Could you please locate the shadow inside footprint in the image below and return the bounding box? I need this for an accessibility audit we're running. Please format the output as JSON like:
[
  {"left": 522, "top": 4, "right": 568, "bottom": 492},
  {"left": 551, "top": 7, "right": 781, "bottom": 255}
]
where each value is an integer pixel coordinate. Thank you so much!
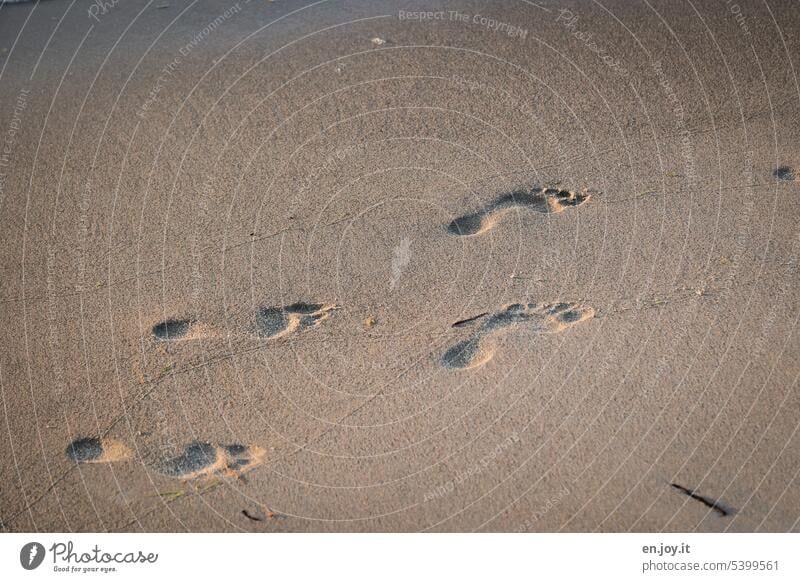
[
  {"left": 66, "top": 437, "right": 132, "bottom": 464},
  {"left": 441, "top": 301, "right": 595, "bottom": 371},
  {"left": 447, "top": 187, "right": 589, "bottom": 236},
  {"left": 255, "top": 302, "right": 335, "bottom": 339},
  {"left": 441, "top": 338, "right": 484, "bottom": 369},
  {"left": 152, "top": 319, "right": 194, "bottom": 341},
  {"left": 774, "top": 165, "right": 796, "bottom": 181},
  {"left": 158, "top": 442, "right": 218, "bottom": 478},
  {"left": 255, "top": 308, "right": 291, "bottom": 338},
  {"left": 66, "top": 437, "right": 103, "bottom": 463},
  {"left": 446, "top": 213, "right": 487, "bottom": 237},
  {"left": 156, "top": 441, "right": 266, "bottom": 480}
]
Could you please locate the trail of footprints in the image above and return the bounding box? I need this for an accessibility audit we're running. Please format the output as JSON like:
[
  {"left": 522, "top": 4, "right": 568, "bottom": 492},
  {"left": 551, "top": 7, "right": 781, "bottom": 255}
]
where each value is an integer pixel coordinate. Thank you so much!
[
  {"left": 64, "top": 178, "right": 748, "bottom": 518},
  {"left": 71, "top": 184, "right": 596, "bottom": 484},
  {"left": 67, "top": 437, "right": 265, "bottom": 481},
  {"left": 69, "top": 303, "right": 595, "bottom": 478},
  {"left": 150, "top": 184, "right": 590, "bottom": 347},
  {"left": 150, "top": 162, "right": 793, "bottom": 368},
  {"left": 151, "top": 302, "right": 337, "bottom": 342},
  {"left": 151, "top": 298, "right": 595, "bottom": 370}
]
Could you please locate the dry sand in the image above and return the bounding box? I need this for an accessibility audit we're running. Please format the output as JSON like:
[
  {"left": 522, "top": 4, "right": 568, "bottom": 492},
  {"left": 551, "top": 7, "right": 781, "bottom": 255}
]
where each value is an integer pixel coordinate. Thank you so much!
[{"left": 0, "top": 0, "right": 798, "bottom": 532}]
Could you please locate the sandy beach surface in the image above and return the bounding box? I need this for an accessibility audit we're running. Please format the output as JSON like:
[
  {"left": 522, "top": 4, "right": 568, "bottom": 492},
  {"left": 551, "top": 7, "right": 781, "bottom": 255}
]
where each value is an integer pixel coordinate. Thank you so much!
[{"left": 0, "top": 0, "right": 798, "bottom": 532}]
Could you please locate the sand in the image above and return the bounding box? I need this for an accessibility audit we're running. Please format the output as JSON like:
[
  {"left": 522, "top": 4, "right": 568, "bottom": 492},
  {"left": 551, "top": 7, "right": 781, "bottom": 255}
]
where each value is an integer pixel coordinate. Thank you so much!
[{"left": 0, "top": 0, "right": 798, "bottom": 532}]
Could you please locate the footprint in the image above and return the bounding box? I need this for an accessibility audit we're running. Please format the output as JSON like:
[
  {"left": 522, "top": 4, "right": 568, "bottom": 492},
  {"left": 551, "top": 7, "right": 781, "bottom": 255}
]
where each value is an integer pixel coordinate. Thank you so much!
[
  {"left": 774, "top": 165, "right": 796, "bottom": 182},
  {"left": 447, "top": 187, "right": 590, "bottom": 236},
  {"left": 255, "top": 302, "right": 337, "bottom": 339},
  {"left": 152, "top": 318, "right": 210, "bottom": 342},
  {"left": 66, "top": 437, "right": 132, "bottom": 464},
  {"left": 441, "top": 337, "right": 494, "bottom": 370},
  {"left": 152, "top": 319, "right": 192, "bottom": 341},
  {"left": 65, "top": 437, "right": 266, "bottom": 480},
  {"left": 441, "top": 302, "right": 595, "bottom": 370},
  {"left": 156, "top": 441, "right": 266, "bottom": 480}
]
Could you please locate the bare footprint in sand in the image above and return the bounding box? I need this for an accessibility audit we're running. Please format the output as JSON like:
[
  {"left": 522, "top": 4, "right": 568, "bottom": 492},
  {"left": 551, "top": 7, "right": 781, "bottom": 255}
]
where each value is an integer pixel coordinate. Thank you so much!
[
  {"left": 441, "top": 302, "right": 595, "bottom": 370},
  {"left": 447, "top": 187, "right": 589, "bottom": 236},
  {"left": 255, "top": 302, "right": 337, "bottom": 339},
  {"left": 65, "top": 437, "right": 265, "bottom": 480},
  {"left": 156, "top": 442, "right": 266, "bottom": 480},
  {"left": 151, "top": 302, "right": 336, "bottom": 343},
  {"left": 774, "top": 165, "right": 796, "bottom": 182},
  {"left": 151, "top": 318, "right": 212, "bottom": 342},
  {"left": 66, "top": 437, "right": 132, "bottom": 464}
]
